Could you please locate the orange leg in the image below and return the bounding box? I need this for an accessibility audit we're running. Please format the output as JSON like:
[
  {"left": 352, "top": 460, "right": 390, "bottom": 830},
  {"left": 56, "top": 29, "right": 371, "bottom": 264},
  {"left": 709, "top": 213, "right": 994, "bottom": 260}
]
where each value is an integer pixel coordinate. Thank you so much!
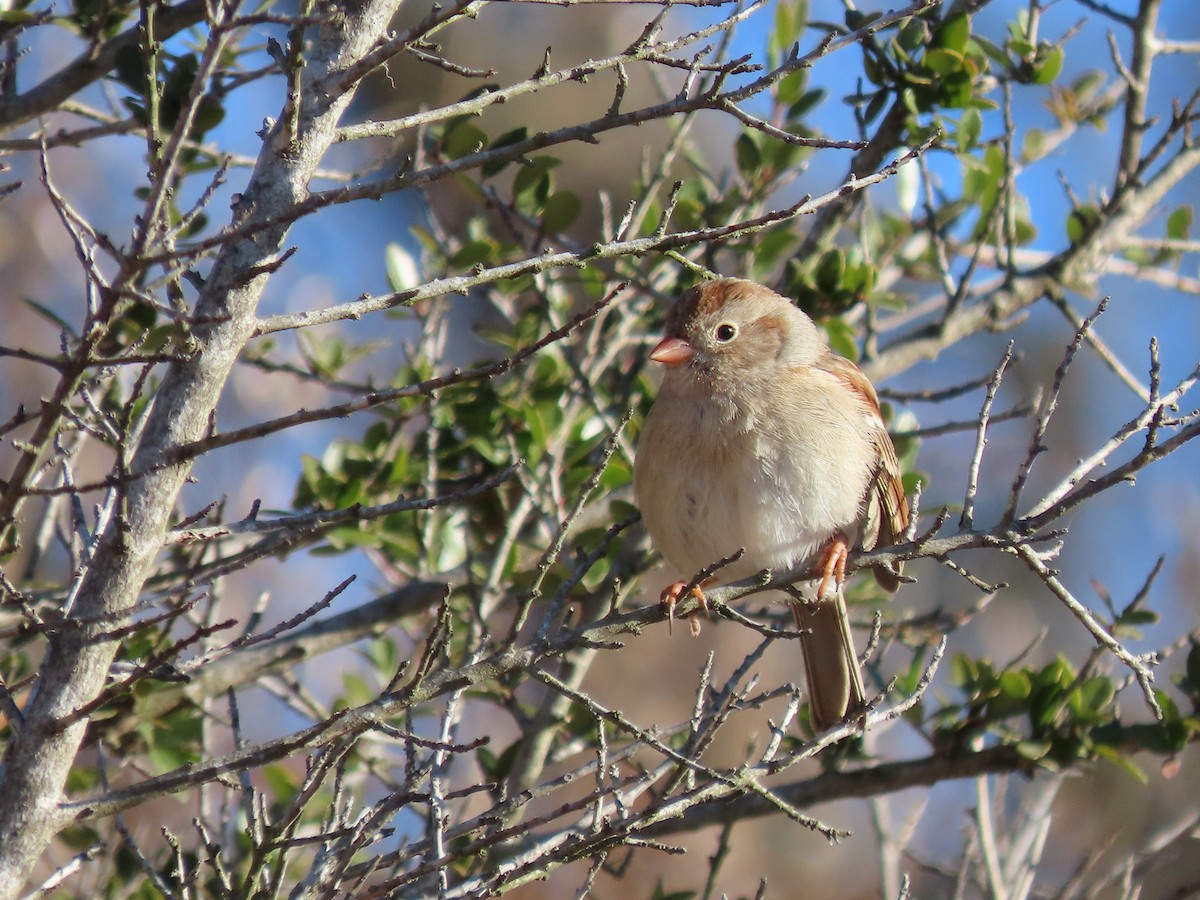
[
  {"left": 660, "top": 581, "right": 710, "bottom": 637},
  {"left": 815, "top": 533, "right": 850, "bottom": 600}
]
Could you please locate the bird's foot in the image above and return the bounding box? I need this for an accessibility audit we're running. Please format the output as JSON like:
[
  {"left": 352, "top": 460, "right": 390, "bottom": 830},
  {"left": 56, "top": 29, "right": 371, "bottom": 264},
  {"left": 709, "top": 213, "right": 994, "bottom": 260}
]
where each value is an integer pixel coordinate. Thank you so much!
[
  {"left": 815, "top": 533, "right": 850, "bottom": 600},
  {"left": 660, "top": 581, "right": 709, "bottom": 637}
]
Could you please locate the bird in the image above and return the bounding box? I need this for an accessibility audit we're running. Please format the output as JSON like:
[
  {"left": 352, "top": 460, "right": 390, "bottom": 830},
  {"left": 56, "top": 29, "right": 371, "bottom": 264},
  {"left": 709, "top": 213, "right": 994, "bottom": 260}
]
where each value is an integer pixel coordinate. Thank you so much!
[{"left": 634, "top": 278, "right": 910, "bottom": 730}]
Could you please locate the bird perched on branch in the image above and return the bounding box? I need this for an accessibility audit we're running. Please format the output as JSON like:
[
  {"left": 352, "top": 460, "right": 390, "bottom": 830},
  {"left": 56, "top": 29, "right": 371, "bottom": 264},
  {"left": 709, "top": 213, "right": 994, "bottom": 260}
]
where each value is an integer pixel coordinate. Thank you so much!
[{"left": 635, "top": 278, "right": 909, "bottom": 730}]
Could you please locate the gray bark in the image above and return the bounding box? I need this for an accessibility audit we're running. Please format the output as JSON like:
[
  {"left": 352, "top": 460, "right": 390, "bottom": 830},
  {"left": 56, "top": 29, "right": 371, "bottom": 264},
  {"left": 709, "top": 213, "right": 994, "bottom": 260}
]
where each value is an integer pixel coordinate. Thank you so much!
[{"left": 0, "top": 1, "right": 403, "bottom": 892}]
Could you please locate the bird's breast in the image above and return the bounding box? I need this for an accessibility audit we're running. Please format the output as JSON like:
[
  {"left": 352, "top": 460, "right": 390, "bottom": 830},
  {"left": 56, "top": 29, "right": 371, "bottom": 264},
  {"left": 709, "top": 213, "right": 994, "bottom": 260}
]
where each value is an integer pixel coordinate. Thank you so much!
[{"left": 635, "top": 390, "right": 861, "bottom": 584}]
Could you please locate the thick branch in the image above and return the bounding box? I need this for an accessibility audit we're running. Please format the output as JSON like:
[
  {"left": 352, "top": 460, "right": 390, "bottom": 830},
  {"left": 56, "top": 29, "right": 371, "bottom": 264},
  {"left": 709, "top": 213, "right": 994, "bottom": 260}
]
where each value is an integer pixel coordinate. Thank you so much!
[
  {"left": 0, "top": 2, "right": 405, "bottom": 893},
  {"left": 642, "top": 745, "right": 1029, "bottom": 838}
]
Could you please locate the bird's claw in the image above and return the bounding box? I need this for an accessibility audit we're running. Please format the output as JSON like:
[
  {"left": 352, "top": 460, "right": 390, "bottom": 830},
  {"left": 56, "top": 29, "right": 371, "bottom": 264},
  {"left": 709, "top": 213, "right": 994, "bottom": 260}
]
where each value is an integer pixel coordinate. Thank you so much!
[
  {"left": 816, "top": 534, "right": 850, "bottom": 600},
  {"left": 660, "top": 581, "right": 708, "bottom": 637}
]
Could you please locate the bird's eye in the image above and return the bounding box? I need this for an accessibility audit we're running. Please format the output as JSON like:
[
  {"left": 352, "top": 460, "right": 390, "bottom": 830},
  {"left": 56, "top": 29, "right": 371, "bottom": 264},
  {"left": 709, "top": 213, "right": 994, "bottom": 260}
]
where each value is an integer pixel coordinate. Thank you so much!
[{"left": 715, "top": 323, "right": 737, "bottom": 342}]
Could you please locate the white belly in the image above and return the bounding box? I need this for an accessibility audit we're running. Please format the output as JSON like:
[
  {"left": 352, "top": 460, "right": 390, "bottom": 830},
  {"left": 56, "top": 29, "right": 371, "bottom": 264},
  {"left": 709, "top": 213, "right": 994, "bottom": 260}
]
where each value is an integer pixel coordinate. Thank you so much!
[{"left": 635, "top": 392, "right": 871, "bottom": 585}]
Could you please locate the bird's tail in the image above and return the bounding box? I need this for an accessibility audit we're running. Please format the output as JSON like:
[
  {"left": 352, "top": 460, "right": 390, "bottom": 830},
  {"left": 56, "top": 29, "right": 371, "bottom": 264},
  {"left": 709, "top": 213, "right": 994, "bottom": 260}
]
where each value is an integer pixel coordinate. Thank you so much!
[{"left": 791, "top": 589, "right": 866, "bottom": 732}]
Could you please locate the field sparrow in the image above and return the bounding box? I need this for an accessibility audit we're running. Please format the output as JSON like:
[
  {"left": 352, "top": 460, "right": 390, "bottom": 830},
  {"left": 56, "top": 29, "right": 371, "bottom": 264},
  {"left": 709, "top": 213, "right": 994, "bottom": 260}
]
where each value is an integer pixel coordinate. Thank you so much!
[{"left": 634, "top": 278, "right": 910, "bottom": 730}]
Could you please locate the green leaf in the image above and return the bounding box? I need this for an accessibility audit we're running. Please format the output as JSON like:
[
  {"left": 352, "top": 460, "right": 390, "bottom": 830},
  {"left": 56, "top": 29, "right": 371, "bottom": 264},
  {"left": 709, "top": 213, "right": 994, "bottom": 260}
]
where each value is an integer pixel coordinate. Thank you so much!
[
  {"left": 1008, "top": 38, "right": 1035, "bottom": 60},
  {"left": 597, "top": 455, "right": 633, "bottom": 491},
  {"left": 542, "top": 190, "right": 582, "bottom": 233},
  {"left": 776, "top": 69, "right": 808, "bottom": 107},
  {"left": 1185, "top": 641, "right": 1200, "bottom": 691},
  {"left": 513, "top": 156, "right": 559, "bottom": 213},
  {"left": 973, "top": 34, "right": 1011, "bottom": 68},
  {"left": 263, "top": 762, "right": 300, "bottom": 799},
  {"left": 1094, "top": 744, "right": 1148, "bottom": 783},
  {"left": 449, "top": 239, "right": 493, "bottom": 269},
  {"left": 482, "top": 126, "right": 528, "bottom": 176},
  {"left": 578, "top": 263, "right": 608, "bottom": 298},
  {"left": 735, "top": 132, "right": 761, "bottom": 180},
  {"left": 1042, "top": 655, "right": 1076, "bottom": 687},
  {"left": 365, "top": 635, "right": 399, "bottom": 674},
  {"left": 142, "top": 710, "right": 202, "bottom": 774},
  {"left": 385, "top": 241, "right": 421, "bottom": 292},
  {"left": 1117, "top": 609, "right": 1159, "bottom": 626},
  {"left": 841, "top": 259, "right": 876, "bottom": 294},
  {"left": 1167, "top": 206, "right": 1193, "bottom": 241},
  {"left": 1076, "top": 676, "right": 1115, "bottom": 717},
  {"left": 924, "top": 48, "right": 965, "bottom": 76},
  {"left": 180, "top": 211, "right": 208, "bottom": 239},
  {"left": 893, "top": 645, "right": 931, "bottom": 695},
  {"left": 768, "top": 0, "right": 803, "bottom": 67},
  {"left": 410, "top": 224, "right": 441, "bottom": 254},
  {"left": 58, "top": 825, "right": 102, "bottom": 853},
  {"left": 897, "top": 17, "right": 929, "bottom": 52},
  {"left": 815, "top": 248, "right": 845, "bottom": 293},
  {"left": 444, "top": 121, "right": 488, "bottom": 160},
  {"left": 775, "top": 1, "right": 810, "bottom": 62},
  {"left": 477, "top": 739, "right": 522, "bottom": 781},
  {"left": 339, "top": 672, "right": 375, "bottom": 708},
  {"left": 0, "top": 9, "right": 38, "bottom": 25},
  {"left": 751, "top": 227, "right": 797, "bottom": 272},
  {"left": 950, "top": 654, "right": 978, "bottom": 689},
  {"left": 1015, "top": 739, "right": 1051, "bottom": 761},
  {"left": 935, "top": 12, "right": 971, "bottom": 54},
  {"left": 1033, "top": 45, "right": 1064, "bottom": 85},
  {"left": 325, "top": 527, "right": 380, "bottom": 550},
  {"left": 23, "top": 296, "right": 78, "bottom": 337},
  {"left": 1067, "top": 205, "right": 1100, "bottom": 243},
  {"left": 787, "top": 87, "right": 826, "bottom": 121},
  {"left": 958, "top": 108, "right": 983, "bottom": 152},
  {"left": 845, "top": 9, "right": 880, "bottom": 32},
  {"left": 824, "top": 317, "right": 858, "bottom": 361},
  {"left": 1022, "top": 128, "right": 1046, "bottom": 163},
  {"left": 1125, "top": 248, "right": 1161, "bottom": 267},
  {"left": 999, "top": 670, "right": 1031, "bottom": 700},
  {"left": 863, "top": 88, "right": 890, "bottom": 125},
  {"left": 901, "top": 471, "right": 925, "bottom": 495},
  {"left": 191, "top": 97, "right": 225, "bottom": 138}
]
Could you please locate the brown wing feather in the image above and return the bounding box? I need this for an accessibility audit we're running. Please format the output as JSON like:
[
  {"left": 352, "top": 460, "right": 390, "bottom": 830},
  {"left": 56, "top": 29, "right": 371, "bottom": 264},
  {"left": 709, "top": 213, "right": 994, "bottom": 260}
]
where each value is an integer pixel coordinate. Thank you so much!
[{"left": 820, "top": 354, "right": 910, "bottom": 592}]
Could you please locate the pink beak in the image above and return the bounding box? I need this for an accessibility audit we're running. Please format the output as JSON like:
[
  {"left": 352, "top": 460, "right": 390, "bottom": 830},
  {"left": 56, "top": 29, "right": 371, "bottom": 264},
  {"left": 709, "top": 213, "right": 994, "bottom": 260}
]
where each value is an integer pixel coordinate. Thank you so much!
[{"left": 649, "top": 336, "right": 695, "bottom": 366}]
